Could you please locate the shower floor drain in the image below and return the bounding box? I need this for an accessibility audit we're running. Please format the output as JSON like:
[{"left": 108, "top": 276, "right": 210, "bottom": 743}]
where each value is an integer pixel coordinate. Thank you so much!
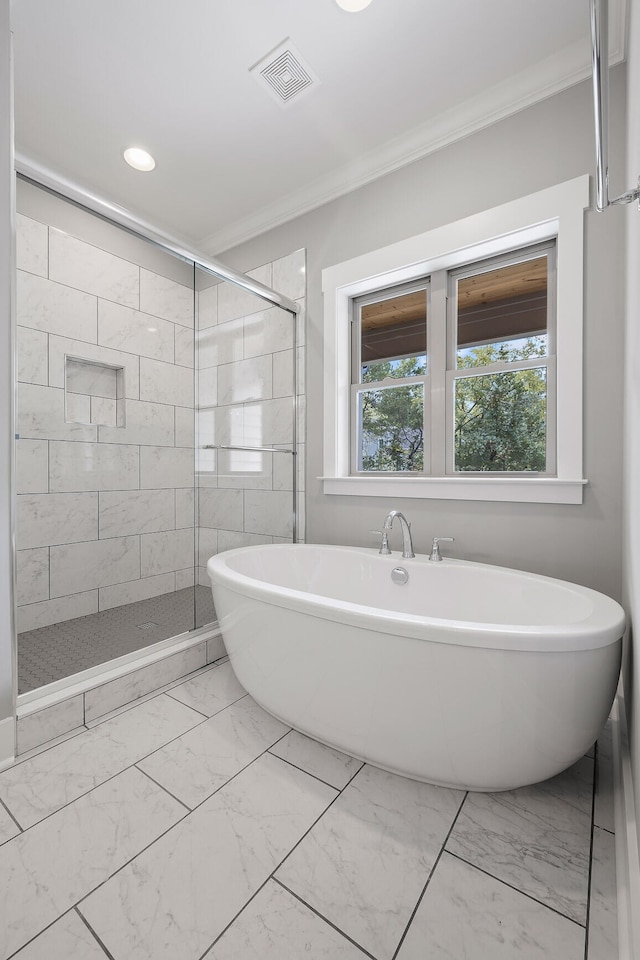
[{"left": 137, "top": 621, "right": 159, "bottom": 630}]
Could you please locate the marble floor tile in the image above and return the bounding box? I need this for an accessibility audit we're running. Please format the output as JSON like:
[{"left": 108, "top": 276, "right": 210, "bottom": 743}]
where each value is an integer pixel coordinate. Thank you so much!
[
  {"left": 0, "top": 801, "right": 20, "bottom": 846},
  {"left": 138, "top": 696, "right": 290, "bottom": 809},
  {"left": 79, "top": 754, "right": 337, "bottom": 960},
  {"left": 0, "top": 766, "right": 185, "bottom": 959},
  {"left": 269, "top": 730, "right": 363, "bottom": 789},
  {"left": 167, "top": 659, "right": 247, "bottom": 716},
  {"left": 205, "top": 880, "right": 368, "bottom": 959},
  {"left": 446, "top": 757, "right": 594, "bottom": 925},
  {"left": 587, "top": 826, "right": 618, "bottom": 960},
  {"left": 276, "top": 764, "right": 464, "bottom": 960},
  {"left": 395, "top": 852, "right": 585, "bottom": 960},
  {"left": 13, "top": 909, "right": 109, "bottom": 959},
  {"left": 0, "top": 694, "right": 203, "bottom": 828}
]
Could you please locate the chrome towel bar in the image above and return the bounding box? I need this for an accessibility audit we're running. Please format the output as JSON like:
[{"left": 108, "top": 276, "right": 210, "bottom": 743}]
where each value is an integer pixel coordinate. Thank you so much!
[{"left": 201, "top": 444, "right": 295, "bottom": 455}]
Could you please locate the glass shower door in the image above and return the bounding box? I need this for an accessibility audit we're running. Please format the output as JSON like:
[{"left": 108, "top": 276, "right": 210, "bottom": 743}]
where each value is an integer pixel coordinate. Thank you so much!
[
  {"left": 15, "top": 181, "right": 199, "bottom": 692},
  {"left": 194, "top": 264, "right": 299, "bottom": 628}
]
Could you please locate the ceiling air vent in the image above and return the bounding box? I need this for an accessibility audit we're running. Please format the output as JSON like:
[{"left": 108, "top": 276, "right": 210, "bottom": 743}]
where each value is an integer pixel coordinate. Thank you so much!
[{"left": 250, "top": 39, "right": 319, "bottom": 108}]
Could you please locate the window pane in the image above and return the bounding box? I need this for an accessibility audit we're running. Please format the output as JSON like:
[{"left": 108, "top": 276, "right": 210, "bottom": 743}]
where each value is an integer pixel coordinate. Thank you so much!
[
  {"left": 359, "top": 383, "right": 424, "bottom": 472},
  {"left": 360, "top": 289, "right": 427, "bottom": 382},
  {"left": 454, "top": 368, "right": 547, "bottom": 472},
  {"left": 456, "top": 256, "right": 548, "bottom": 368}
]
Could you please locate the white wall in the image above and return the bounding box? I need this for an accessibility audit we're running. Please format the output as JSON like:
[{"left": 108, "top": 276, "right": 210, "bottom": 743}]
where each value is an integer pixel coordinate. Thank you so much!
[
  {"left": 623, "top": 0, "right": 640, "bottom": 864},
  {"left": 220, "top": 72, "right": 627, "bottom": 602},
  {"left": 0, "top": 0, "right": 16, "bottom": 763}
]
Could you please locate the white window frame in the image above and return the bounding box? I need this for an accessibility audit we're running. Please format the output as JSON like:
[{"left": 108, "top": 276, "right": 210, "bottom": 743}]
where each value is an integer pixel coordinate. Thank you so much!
[{"left": 321, "top": 175, "right": 589, "bottom": 504}]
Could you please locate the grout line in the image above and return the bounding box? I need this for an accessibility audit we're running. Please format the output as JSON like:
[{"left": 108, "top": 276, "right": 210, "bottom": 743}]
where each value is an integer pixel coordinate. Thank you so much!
[
  {"left": 72, "top": 738, "right": 301, "bottom": 917},
  {"left": 390, "top": 791, "right": 468, "bottom": 960},
  {"left": 158, "top": 690, "right": 214, "bottom": 722},
  {"left": 264, "top": 758, "right": 360, "bottom": 882},
  {"left": 134, "top": 764, "right": 192, "bottom": 814},
  {"left": 266, "top": 746, "right": 363, "bottom": 794},
  {"left": 4, "top": 907, "right": 76, "bottom": 960},
  {"left": 197, "top": 760, "right": 350, "bottom": 959},
  {"left": 446, "top": 850, "right": 588, "bottom": 930},
  {"left": 0, "top": 796, "right": 24, "bottom": 836},
  {"left": 74, "top": 906, "right": 117, "bottom": 960},
  {"left": 85, "top": 664, "right": 212, "bottom": 727},
  {"left": 70, "top": 808, "right": 190, "bottom": 893},
  {"left": 0, "top": 700, "right": 210, "bottom": 829},
  {"left": 274, "top": 878, "right": 377, "bottom": 959},
  {"left": 598, "top": 824, "right": 615, "bottom": 836}
]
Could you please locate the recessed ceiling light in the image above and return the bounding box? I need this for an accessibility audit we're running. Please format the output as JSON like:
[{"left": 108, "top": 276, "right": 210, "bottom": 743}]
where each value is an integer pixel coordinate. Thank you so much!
[
  {"left": 123, "top": 147, "right": 156, "bottom": 172},
  {"left": 335, "top": 0, "right": 373, "bottom": 10}
]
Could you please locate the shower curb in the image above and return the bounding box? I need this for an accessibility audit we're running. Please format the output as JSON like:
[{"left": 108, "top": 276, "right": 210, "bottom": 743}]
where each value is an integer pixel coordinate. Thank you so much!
[{"left": 14, "top": 624, "right": 224, "bottom": 756}]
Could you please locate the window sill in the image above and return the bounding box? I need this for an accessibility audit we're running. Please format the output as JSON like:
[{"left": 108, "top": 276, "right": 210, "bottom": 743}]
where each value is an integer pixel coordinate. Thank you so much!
[{"left": 320, "top": 476, "right": 587, "bottom": 504}]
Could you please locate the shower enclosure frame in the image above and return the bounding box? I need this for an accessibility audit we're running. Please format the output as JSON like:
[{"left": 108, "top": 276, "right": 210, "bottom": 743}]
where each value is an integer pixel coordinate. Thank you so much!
[{"left": 10, "top": 158, "right": 301, "bottom": 738}]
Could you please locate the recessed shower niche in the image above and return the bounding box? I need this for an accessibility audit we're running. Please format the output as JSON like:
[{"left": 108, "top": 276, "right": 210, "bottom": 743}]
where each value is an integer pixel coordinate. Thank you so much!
[{"left": 64, "top": 356, "right": 125, "bottom": 427}]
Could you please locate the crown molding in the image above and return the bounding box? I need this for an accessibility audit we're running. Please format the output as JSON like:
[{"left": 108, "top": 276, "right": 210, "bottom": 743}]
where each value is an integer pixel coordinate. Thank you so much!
[{"left": 201, "top": 9, "right": 626, "bottom": 256}]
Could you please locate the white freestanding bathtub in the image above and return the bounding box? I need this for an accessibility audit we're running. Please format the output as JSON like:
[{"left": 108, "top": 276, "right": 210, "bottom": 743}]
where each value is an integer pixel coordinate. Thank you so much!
[{"left": 207, "top": 544, "right": 624, "bottom": 791}]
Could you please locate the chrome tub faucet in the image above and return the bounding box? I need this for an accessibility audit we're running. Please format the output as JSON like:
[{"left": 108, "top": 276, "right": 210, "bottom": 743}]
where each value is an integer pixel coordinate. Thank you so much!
[{"left": 383, "top": 510, "right": 415, "bottom": 559}]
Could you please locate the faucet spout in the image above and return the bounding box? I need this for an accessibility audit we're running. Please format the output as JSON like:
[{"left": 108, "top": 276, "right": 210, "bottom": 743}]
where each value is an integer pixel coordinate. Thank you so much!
[{"left": 383, "top": 510, "right": 415, "bottom": 559}]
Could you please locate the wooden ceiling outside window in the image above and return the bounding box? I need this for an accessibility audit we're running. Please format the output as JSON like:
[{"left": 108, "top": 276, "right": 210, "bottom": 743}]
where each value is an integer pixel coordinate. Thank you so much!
[
  {"left": 457, "top": 255, "right": 548, "bottom": 348},
  {"left": 359, "top": 256, "right": 548, "bottom": 363}
]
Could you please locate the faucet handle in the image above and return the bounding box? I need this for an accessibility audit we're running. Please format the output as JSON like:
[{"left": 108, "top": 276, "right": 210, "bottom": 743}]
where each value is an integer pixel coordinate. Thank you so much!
[
  {"left": 430, "top": 536, "right": 454, "bottom": 561},
  {"left": 369, "top": 530, "right": 391, "bottom": 555}
]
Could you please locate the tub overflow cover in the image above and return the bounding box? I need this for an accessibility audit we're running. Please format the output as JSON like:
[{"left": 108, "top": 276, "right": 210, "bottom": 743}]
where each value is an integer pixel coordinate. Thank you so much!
[{"left": 391, "top": 566, "right": 409, "bottom": 585}]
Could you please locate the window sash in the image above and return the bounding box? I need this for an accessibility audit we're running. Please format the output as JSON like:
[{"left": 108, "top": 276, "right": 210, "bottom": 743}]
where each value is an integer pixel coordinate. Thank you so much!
[
  {"left": 350, "top": 243, "right": 557, "bottom": 479},
  {"left": 445, "top": 357, "right": 557, "bottom": 476},
  {"left": 351, "top": 279, "right": 430, "bottom": 384},
  {"left": 447, "top": 240, "right": 557, "bottom": 367},
  {"left": 350, "top": 377, "right": 429, "bottom": 475}
]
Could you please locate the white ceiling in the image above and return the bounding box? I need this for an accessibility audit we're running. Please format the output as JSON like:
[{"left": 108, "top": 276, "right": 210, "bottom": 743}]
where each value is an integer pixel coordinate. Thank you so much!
[{"left": 11, "top": 0, "right": 626, "bottom": 253}]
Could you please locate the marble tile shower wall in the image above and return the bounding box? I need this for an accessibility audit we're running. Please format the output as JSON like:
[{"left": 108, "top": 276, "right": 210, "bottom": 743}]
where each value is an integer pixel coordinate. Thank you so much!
[
  {"left": 15, "top": 213, "right": 197, "bottom": 633},
  {"left": 197, "top": 250, "right": 306, "bottom": 585}
]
